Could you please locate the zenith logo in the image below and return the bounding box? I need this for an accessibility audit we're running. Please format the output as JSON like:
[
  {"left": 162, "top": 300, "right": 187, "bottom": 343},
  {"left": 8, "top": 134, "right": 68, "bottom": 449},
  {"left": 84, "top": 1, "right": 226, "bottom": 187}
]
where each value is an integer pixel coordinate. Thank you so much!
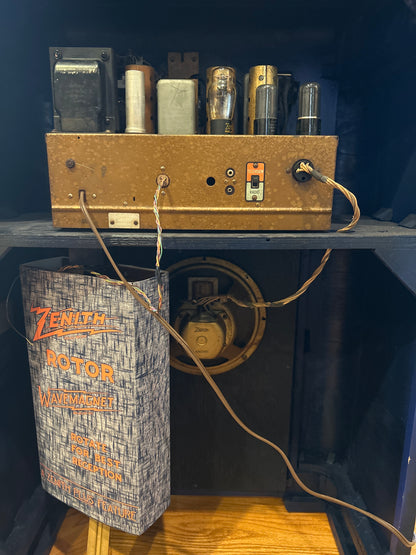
[{"left": 30, "top": 307, "right": 122, "bottom": 342}]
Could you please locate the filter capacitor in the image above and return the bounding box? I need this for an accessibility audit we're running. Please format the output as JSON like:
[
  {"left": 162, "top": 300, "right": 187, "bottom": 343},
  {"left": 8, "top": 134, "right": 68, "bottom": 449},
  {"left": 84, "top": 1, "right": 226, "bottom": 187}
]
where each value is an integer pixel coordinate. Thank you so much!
[{"left": 125, "top": 67, "right": 146, "bottom": 134}]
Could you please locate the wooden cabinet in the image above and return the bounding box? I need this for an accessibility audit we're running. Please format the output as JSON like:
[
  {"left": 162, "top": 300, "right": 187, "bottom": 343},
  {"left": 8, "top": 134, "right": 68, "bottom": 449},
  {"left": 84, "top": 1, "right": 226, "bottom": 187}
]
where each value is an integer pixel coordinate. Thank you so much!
[{"left": 0, "top": 1, "right": 416, "bottom": 553}]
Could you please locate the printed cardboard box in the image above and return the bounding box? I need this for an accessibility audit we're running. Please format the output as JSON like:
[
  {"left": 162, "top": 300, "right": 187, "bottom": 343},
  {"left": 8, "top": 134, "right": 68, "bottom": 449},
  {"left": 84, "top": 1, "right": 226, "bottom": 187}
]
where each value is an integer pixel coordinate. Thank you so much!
[{"left": 20, "top": 257, "right": 170, "bottom": 535}]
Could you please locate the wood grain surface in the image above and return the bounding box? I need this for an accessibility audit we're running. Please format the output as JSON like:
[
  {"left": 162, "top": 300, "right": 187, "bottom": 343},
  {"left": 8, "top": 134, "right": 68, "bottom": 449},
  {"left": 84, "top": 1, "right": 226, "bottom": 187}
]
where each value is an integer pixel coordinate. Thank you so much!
[
  {"left": 50, "top": 496, "right": 339, "bottom": 554},
  {"left": 1, "top": 217, "right": 416, "bottom": 250}
]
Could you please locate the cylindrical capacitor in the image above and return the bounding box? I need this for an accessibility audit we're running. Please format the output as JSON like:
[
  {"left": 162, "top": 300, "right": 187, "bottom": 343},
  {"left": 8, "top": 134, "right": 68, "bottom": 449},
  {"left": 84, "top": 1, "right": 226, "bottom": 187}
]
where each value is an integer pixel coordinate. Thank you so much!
[
  {"left": 125, "top": 67, "right": 146, "bottom": 133},
  {"left": 247, "top": 65, "right": 278, "bottom": 135},
  {"left": 207, "top": 66, "right": 236, "bottom": 135},
  {"left": 126, "top": 64, "right": 156, "bottom": 133},
  {"left": 296, "top": 82, "right": 321, "bottom": 135},
  {"left": 254, "top": 84, "right": 278, "bottom": 135}
]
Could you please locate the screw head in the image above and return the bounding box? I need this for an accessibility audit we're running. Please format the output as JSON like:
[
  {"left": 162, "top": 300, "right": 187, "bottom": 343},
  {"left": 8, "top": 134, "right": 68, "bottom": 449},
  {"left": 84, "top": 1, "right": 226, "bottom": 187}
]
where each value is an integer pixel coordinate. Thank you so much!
[
  {"left": 65, "top": 158, "right": 76, "bottom": 169},
  {"left": 92, "top": 194, "right": 97, "bottom": 199},
  {"left": 156, "top": 174, "right": 170, "bottom": 188},
  {"left": 54, "top": 49, "right": 63, "bottom": 60},
  {"left": 68, "top": 193, "right": 73, "bottom": 199},
  {"left": 101, "top": 51, "right": 109, "bottom": 61}
]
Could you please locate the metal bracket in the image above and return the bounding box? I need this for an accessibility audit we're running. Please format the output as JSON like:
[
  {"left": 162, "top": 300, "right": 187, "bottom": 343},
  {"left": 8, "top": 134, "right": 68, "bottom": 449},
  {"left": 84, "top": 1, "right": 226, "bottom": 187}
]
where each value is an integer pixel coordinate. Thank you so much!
[{"left": 168, "top": 52, "right": 199, "bottom": 78}]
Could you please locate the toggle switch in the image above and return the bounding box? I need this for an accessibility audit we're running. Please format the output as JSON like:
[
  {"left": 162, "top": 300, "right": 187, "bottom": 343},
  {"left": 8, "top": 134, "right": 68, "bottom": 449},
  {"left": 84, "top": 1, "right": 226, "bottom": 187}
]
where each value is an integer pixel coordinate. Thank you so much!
[{"left": 251, "top": 175, "right": 260, "bottom": 189}]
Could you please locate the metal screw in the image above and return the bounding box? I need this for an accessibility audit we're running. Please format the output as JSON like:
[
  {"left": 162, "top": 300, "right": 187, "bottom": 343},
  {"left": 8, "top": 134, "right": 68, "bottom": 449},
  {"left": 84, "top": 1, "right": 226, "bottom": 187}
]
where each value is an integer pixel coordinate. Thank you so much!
[
  {"left": 286, "top": 168, "right": 291, "bottom": 174},
  {"left": 133, "top": 220, "right": 138, "bottom": 226},
  {"left": 160, "top": 166, "right": 166, "bottom": 171},
  {"left": 224, "top": 179, "right": 229, "bottom": 184},
  {"left": 92, "top": 194, "right": 97, "bottom": 199},
  {"left": 65, "top": 158, "right": 75, "bottom": 169},
  {"left": 101, "top": 51, "right": 109, "bottom": 61},
  {"left": 110, "top": 220, "right": 115, "bottom": 225},
  {"left": 54, "top": 49, "right": 62, "bottom": 60},
  {"left": 105, "top": 117, "right": 111, "bottom": 126},
  {"left": 123, "top": 201, "right": 128, "bottom": 206},
  {"left": 68, "top": 193, "right": 73, "bottom": 199},
  {"left": 156, "top": 174, "right": 170, "bottom": 188},
  {"left": 259, "top": 75, "right": 264, "bottom": 81},
  {"left": 253, "top": 162, "right": 258, "bottom": 168},
  {"left": 232, "top": 178, "right": 236, "bottom": 184},
  {"left": 252, "top": 195, "right": 258, "bottom": 201}
]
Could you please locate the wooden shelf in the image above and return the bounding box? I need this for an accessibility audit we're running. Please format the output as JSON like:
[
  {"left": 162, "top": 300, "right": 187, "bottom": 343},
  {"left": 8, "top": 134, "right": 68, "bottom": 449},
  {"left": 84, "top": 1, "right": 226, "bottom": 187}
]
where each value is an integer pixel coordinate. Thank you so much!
[
  {"left": 0, "top": 216, "right": 415, "bottom": 250},
  {"left": 49, "top": 496, "right": 339, "bottom": 554}
]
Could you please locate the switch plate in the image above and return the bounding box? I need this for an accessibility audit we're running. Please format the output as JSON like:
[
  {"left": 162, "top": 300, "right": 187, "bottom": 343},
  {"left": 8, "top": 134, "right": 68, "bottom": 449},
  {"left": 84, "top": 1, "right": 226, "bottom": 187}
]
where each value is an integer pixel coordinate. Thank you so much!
[{"left": 246, "top": 162, "right": 265, "bottom": 201}]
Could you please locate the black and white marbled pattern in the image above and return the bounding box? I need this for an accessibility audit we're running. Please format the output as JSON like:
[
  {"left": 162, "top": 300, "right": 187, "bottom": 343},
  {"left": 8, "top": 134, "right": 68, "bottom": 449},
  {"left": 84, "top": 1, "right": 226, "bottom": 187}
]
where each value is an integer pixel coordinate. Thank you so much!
[{"left": 20, "top": 258, "right": 170, "bottom": 535}]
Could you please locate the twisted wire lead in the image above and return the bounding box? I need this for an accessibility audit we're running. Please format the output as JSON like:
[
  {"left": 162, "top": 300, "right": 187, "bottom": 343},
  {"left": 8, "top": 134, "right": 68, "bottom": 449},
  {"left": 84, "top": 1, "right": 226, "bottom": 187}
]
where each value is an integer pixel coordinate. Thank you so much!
[
  {"left": 153, "top": 180, "right": 164, "bottom": 311},
  {"left": 198, "top": 164, "right": 360, "bottom": 309},
  {"left": 90, "top": 271, "right": 157, "bottom": 312}
]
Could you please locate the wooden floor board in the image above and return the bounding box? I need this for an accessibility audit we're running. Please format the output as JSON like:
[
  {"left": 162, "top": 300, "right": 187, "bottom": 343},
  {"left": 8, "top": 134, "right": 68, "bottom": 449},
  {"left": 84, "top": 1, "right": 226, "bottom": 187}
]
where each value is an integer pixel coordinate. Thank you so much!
[{"left": 50, "top": 496, "right": 339, "bottom": 554}]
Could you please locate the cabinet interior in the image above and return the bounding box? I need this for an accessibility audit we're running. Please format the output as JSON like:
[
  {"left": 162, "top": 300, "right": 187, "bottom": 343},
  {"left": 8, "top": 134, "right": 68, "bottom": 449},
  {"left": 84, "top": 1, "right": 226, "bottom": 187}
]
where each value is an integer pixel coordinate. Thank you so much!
[{"left": 1, "top": 0, "right": 415, "bottom": 553}]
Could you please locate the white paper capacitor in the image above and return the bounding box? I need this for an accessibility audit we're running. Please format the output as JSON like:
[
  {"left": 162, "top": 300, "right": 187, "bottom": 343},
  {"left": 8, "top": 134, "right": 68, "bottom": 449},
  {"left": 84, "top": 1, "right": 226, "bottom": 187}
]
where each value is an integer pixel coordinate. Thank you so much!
[
  {"left": 125, "top": 68, "right": 146, "bottom": 133},
  {"left": 157, "top": 79, "right": 196, "bottom": 134}
]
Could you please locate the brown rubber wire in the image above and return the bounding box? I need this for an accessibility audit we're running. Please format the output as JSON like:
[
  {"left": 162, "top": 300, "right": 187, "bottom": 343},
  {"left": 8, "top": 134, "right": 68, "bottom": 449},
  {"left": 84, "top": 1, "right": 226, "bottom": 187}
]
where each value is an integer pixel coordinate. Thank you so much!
[{"left": 79, "top": 190, "right": 414, "bottom": 549}]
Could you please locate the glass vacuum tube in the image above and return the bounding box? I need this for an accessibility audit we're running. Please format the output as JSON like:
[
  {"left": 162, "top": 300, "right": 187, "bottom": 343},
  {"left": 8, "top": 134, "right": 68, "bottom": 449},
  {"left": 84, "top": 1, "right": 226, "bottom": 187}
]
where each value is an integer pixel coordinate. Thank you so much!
[
  {"left": 208, "top": 67, "right": 236, "bottom": 134},
  {"left": 254, "top": 84, "right": 278, "bottom": 135},
  {"left": 296, "top": 82, "right": 321, "bottom": 135}
]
